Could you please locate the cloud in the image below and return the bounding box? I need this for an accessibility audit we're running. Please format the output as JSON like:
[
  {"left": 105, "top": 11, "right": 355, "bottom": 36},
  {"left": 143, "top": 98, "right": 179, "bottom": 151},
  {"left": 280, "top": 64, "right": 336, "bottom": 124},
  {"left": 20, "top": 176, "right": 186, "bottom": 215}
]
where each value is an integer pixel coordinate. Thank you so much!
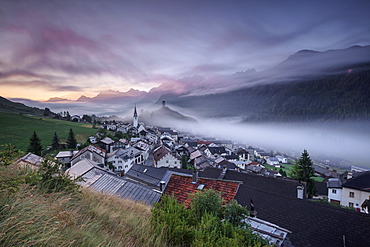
[{"left": 0, "top": 79, "right": 83, "bottom": 92}]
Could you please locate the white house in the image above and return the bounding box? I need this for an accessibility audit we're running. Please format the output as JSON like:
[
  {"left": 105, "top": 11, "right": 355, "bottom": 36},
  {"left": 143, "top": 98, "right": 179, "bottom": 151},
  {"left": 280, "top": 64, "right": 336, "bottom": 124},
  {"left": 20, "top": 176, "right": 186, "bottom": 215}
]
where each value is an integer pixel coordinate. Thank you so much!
[
  {"left": 276, "top": 155, "right": 288, "bottom": 164},
  {"left": 56, "top": 150, "right": 78, "bottom": 166},
  {"left": 106, "top": 147, "right": 144, "bottom": 174},
  {"left": 340, "top": 172, "right": 370, "bottom": 213},
  {"left": 70, "top": 145, "right": 106, "bottom": 166},
  {"left": 327, "top": 178, "right": 343, "bottom": 204},
  {"left": 66, "top": 158, "right": 101, "bottom": 179},
  {"left": 153, "top": 145, "right": 181, "bottom": 168},
  {"left": 266, "top": 157, "right": 280, "bottom": 167}
]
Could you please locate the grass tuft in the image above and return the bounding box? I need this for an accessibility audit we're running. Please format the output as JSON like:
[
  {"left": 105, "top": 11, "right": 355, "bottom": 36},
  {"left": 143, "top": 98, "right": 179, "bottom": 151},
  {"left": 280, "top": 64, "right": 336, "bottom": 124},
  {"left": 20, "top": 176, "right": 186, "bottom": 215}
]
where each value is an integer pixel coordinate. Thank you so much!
[{"left": 0, "top": 164, "right": 167, "bottom": 247}]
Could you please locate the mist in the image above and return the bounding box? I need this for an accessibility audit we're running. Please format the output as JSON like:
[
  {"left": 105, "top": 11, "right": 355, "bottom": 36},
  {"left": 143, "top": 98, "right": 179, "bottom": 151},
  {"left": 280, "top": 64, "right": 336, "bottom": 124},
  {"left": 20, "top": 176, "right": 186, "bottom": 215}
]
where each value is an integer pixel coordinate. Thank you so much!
[{"left": 167, "top": 116, "right": 370, "bottom": 168}]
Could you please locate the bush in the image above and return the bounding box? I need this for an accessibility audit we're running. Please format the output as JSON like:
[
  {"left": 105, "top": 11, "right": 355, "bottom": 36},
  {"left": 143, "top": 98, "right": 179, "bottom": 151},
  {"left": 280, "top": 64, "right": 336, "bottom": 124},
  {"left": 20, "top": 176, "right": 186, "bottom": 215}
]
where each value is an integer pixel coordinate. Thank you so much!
[
  {"left": 36, "top": 156, "right": 80, "bottom": 193},
  {"left": 151, "top": 191, "right": 268, "bottom": 247}
]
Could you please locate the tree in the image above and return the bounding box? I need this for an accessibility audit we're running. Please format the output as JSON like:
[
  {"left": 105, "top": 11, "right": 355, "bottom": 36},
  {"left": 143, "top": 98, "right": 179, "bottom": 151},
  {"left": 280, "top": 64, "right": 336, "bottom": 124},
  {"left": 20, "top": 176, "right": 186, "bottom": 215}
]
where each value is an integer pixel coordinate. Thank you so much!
[
  {"left": 51, "top": 132, "right": 60, "bottom": 150},
  {"left": 190, "top": 189, "right": 224, "bottom": 220},
  {"left": 151, "top": 192, "right": 266, "bottom": 247},
  {"left": 181, "top": 155, "right": 189, "bottom": 169},
  {"left": 223, "top": 199, "right": 248, "bottom": 226},
  {"left": 0, "top": 144, "right": 24, "bottom": 166},
  {"left": 27, "top": 131, "right": 43, "bottom": 156},
  {"left": 37, "top": 156, "right": 80, "bottom": 193},
  {"left": 66, "top": 128, "right": 77, "bottom": 149},
  {"left": 290, "top": 149, "right": 317, "bottom": 198}
]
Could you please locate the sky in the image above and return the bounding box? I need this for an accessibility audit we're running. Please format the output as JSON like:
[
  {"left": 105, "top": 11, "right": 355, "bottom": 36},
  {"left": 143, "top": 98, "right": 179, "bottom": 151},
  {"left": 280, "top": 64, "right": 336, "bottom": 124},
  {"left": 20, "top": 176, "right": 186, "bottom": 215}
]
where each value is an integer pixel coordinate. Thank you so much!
[{"left": 1, "top": 0, "right": 370, "bottom": 101}]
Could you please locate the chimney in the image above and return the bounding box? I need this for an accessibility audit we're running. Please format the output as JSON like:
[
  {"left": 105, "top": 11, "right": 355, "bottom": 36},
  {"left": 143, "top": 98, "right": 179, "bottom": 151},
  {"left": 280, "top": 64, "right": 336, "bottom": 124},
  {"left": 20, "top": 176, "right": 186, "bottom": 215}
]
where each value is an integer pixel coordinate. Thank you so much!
[
  {"left": 297, "top": 184, "right": 304, "bottom": 199},
  {"left": 347, "top": 172, "right": 353, "bottom": 180},
  {"left": 192, "top": 170, "right": 198, "bottom": 184},
  {"left": 159, "top": 181, "right": 166, "bottom": 191},
  {"left": 249, "top": 199, "right": 257, "bottom": 217},
  {"left": 162, "top": 101, "right": 166, "bottom": 108}
]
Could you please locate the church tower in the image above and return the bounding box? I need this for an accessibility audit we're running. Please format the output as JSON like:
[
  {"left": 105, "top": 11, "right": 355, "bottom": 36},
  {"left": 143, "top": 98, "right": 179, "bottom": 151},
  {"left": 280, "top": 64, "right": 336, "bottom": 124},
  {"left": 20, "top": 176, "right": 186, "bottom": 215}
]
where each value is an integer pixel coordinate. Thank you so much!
[{"left": 133, "top": 105, "right": 138, "bottom": 128}]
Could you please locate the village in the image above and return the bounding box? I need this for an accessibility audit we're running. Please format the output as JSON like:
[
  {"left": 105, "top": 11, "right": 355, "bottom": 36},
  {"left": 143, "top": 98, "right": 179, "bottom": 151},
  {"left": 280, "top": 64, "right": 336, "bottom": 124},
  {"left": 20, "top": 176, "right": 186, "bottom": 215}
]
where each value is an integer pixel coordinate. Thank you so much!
[{"left": 15, "top": 104, "right": 370, "bottom": 247}]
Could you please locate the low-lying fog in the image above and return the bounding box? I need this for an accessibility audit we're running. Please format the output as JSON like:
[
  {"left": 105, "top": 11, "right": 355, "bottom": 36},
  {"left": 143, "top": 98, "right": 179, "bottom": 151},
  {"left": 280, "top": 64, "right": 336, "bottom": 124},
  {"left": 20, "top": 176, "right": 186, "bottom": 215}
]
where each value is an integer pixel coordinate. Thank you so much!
[
  {"left": 169, "top": 117, "right": 370, "bottom": 168},
  {"left": 13, "top": 99, "right": 370, "bottom": 167}
]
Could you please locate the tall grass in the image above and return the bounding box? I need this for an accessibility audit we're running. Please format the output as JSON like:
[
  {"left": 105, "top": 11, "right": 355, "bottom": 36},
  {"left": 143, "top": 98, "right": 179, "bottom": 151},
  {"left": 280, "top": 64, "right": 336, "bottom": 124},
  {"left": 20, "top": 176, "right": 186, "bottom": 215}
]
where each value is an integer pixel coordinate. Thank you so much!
[{"left": 0, "top": 165, "right": 167, "bottom": 247}]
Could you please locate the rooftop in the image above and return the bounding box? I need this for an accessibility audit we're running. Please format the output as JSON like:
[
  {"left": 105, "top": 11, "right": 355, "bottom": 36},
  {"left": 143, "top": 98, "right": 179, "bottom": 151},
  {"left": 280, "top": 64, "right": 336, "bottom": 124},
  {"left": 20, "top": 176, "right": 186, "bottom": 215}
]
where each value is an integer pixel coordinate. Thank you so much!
[
  {"left": 342, "top": 171, "right": 370, "bottom": 192},
  {"left": 163, "top": 174, "right": 241, "bottom": 208},
  {"left": 235, "top": 184, "right": 370, "bottom": 247}
]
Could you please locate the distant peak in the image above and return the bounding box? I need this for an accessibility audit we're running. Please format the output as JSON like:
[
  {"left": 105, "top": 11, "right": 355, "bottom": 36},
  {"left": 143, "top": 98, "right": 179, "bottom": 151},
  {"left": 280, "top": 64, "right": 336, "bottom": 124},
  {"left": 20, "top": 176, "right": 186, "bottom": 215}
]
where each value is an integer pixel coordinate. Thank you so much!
[{"left": 45, "top": 97, "right": 70, "bottom": 102}]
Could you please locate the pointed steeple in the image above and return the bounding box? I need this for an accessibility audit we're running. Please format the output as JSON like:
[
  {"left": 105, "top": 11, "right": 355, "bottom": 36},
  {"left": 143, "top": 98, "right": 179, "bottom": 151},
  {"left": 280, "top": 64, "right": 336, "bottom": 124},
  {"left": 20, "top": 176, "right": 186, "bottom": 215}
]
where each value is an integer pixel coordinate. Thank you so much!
[
  {"left": 134, "top": 104, "right": 138, "bottom": 118},
  {"left": 133, "top": 104, "right": 138, "bottom": 128}
]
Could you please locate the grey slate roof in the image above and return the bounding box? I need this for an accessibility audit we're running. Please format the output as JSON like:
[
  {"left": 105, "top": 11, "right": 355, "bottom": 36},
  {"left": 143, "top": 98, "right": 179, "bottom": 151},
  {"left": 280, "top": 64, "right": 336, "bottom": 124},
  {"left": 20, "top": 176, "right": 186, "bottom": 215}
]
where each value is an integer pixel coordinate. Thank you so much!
[
  {"left": 125, "top": 164, "right": 191, "bottom": 188},
  {"left": 16, "top": 152, "right": 43, "bottom": 166},
  {"left": 86, "top": 170, "right": 161, "bottom": 206},
  {"left": 223, "top": 170, "right": 302, "bottom": 199},
  {"left": 126, "top": 164, "right": 169, "bottom": 187},
  {"left": 89, "top": 173, "right": 126, "bottom": 195},
  {"left": 236, "top": 184, "right": 370, "bottom": 247},
  {"left": 342, "top": 171, "right": 370, "bottom": 192},
  {"left": 115, "top": 182, "right": 161, "bottom": 206}
]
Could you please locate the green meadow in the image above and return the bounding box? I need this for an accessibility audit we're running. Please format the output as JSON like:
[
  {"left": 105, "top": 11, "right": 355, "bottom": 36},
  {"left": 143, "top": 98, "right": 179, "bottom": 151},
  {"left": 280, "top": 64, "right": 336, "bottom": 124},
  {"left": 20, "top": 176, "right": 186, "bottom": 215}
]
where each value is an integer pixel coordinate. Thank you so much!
[{"left": 0, "top": 112, "right": 97, "bottom": 152}]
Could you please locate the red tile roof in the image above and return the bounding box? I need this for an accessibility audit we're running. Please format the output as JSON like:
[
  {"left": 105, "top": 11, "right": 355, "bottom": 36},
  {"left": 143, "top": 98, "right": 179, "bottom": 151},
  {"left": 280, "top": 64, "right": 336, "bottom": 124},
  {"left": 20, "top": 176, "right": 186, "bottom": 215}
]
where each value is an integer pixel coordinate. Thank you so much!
[{"left": 164, "top": 174, "right": 241, "bottom": 208}]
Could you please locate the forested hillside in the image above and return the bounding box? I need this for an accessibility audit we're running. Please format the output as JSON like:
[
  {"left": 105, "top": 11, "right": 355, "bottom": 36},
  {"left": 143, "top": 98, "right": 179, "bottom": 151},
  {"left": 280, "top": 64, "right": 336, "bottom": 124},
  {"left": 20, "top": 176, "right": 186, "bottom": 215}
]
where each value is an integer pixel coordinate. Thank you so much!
[{"left": 162, "top": 68, "right": 370, "bottom": 122}]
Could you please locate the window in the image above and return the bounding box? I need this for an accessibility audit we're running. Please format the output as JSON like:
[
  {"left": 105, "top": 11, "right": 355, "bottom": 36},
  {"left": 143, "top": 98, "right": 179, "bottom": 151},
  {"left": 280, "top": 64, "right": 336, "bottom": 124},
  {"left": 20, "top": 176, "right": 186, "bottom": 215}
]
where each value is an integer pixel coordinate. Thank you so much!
[
  {"left": 349, "top": 192, "right": 354, "bottom": 197},
  {"left": 332, "top": 189, "right": 337, "bottom": 194},
  {"left": 118, "top": 166, "right": 122, "bottom": 169},
  {"left": 118, "top": 160, "right": 122, "bottom": 163},
  {"left": 349, "top": 202, "right": 354, "bottom": 208}
]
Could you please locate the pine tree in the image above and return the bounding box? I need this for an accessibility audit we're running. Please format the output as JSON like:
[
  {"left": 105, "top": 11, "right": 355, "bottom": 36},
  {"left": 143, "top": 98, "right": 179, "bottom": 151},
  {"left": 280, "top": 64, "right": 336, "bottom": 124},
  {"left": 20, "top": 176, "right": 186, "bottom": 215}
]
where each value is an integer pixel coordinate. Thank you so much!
[
  {"left": 66, "top": 128, "right": 77, "bottom": 149},
  {"left": 290, "top": 149, "right": 317, "bottom": 198},
  {"left": 27, "top": 131, "right": 43, "bottom": 156},
  {"left": 51, "top": 132, "right": 60, "bottom": 150}
]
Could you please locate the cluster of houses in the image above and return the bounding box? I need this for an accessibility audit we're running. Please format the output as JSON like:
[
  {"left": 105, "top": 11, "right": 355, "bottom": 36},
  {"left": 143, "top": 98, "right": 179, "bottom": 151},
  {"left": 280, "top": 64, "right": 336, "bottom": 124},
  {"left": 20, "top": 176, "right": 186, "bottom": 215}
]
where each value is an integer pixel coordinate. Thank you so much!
[
  {"left": 327, "top": 165, "right": 370, "bottom": 213},
  {"left": 13, "top": 106, "right": 370, "bottom": 246}
]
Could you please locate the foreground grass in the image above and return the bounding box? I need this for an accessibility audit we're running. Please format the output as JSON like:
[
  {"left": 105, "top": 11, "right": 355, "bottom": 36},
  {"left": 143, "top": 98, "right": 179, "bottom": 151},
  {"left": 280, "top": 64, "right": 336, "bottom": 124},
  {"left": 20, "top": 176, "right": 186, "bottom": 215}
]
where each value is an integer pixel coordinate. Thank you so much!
[
  {"left": 0, "top": 165, "right": 166, "bottom": 247},
  {"left": 0, "top": 112, "right": 97, "bottom": 152}
]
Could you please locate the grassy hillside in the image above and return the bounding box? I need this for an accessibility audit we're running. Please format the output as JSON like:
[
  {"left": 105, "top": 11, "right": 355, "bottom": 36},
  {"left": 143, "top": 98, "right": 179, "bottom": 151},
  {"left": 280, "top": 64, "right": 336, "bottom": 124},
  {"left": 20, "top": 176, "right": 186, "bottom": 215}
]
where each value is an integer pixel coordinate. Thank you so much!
[
  {"left": 0, "top": 112, "right": 97, "bottom": 151},
  {"left": 0, "top": 96, "right": 45, "bottom": 116},
  {"left": 0, "top": 164, "right": 166, "bottom": 246}
]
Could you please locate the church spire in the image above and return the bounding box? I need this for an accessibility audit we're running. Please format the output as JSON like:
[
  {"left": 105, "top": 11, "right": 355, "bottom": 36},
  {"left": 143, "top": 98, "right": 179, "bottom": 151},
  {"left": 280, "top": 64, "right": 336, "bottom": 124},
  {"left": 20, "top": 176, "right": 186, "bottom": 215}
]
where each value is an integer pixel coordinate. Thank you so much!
[
  {"left": 133, "top": 104, "right": 138, "bottom": 128},
  {"left": 134, "top": 104, "right": 138, "bottom": 118}
]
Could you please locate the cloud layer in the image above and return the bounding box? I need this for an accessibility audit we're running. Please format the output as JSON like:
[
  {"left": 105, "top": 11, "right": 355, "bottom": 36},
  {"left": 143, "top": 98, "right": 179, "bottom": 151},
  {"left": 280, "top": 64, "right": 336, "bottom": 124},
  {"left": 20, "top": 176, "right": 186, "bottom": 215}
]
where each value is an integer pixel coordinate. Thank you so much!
[{"left": 1, "top": 0, "right": 370, "bottom": 100}]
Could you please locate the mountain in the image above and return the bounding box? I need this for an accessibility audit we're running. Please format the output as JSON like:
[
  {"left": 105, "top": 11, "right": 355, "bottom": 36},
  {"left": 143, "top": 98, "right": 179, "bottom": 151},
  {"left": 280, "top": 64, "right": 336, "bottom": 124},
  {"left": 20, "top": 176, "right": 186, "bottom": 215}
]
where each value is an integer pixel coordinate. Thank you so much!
[
  {"left": 139, "top": 102, "right": 197, "bottom": 126},
  {"left": 0, "top": 96, "right": 46, "bottom": 116},
  {"left": 77, "top": 89, "right": 147, "bottom": 103},
  {"left": 264, "top": 45, "right": 370, "bottom": 80},
  {"left": 157, "top": 61, "right": 370, "bottom": 122},
  {"left": 45, "top": 97, "right": 70, "bottom": 102}
]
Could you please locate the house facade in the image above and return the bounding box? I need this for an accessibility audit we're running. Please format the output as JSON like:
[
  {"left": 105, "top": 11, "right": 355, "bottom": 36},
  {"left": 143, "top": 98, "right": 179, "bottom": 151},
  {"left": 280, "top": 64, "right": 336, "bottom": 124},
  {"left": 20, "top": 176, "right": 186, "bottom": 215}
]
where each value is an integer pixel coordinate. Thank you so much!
[
  {"left": 70, "top": 145, "right": 106, "bottom": 166},
  {"left": 106, "top": 147, "right": 144, "bottom": 174},
  {"left": 327, "top": 178, "right": 342, "bottom": 204},
  {"left": 266, "top": 157, "right": 280, "bottom": 167},
  {"left": 153, "top": 145, "right": 181, "bottom": 168}
]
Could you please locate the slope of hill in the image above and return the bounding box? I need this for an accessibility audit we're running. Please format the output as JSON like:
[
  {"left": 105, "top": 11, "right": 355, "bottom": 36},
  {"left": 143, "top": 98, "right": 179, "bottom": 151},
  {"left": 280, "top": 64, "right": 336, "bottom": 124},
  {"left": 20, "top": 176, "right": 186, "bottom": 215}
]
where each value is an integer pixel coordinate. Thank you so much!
[
  {"left": 139, "top": 102, "right": 197, "bottom": 126},
  {"left": 0, "top": 96, "right": 46, "bottom": 116},
  {"left": 159, "top": 67, "right": 370, "bottom": 122},
  {"left": 0, "top": 164, "right": 165, "bottom": 247},
  {"left": 0, "top": 112, "right": 97, "bottom": 151}
]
